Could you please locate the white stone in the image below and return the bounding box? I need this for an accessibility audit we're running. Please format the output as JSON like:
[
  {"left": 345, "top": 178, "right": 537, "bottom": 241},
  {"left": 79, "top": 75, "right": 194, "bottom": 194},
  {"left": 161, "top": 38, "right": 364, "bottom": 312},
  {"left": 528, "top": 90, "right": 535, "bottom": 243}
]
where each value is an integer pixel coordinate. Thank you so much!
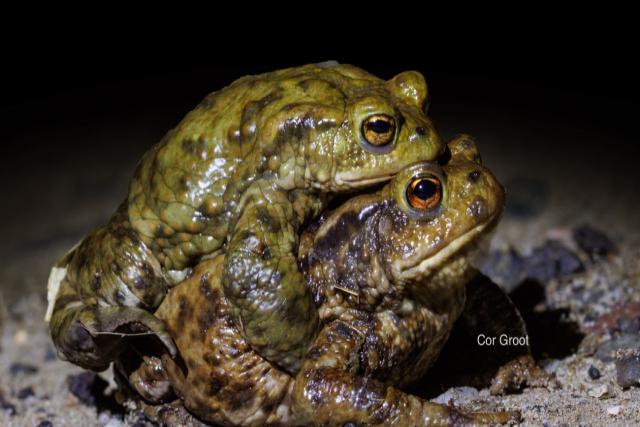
[{"left": 607, "top": 405, "right": 622, "bottom": 416}]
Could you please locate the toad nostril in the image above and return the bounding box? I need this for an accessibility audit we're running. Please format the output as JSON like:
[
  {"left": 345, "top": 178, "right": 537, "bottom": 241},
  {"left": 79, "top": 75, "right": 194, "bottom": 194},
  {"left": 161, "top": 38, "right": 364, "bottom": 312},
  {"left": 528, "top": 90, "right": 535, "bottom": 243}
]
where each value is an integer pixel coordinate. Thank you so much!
[
  {"left": 415, "top": 126, "right": 427, "bottom": 136},
  {"left": 468, "top": 170, "right": 481, "bottom": 182}
]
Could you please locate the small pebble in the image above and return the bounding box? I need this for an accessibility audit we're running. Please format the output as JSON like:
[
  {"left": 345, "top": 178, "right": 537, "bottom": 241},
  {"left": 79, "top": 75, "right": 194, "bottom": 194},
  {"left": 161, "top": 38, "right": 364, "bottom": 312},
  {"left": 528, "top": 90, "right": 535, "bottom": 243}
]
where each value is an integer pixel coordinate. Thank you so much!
[
  {"left": 431, "top": 386, "right": 479, "bottom": 405},
  {"left": 524, "top": 241, "right": 583, "bottom": 282},
  {"left": 478, "top": 248, "right": 526, "bottom": 292},
  {"left": 0, "top": 391, "right": 17, "bottom": 416},
  {"left": 101, "top": 414, "right": 125, "bottom": 427},
  {"left": 17, "top": 386, "right": 35, "bottom": 400},
  {"left": 44, "top": 345, "right": 57, "bottom": 362},
  {"left": 617, "top": 316, "right": 640, "bottom": 335},
  {"left": 9, "top": 362, "right": 38, "bottom": 376},
  {"left": 98, "top": 412, "right": 112, "bottom": 425},
  {"left": 105, "top": 420, "right": 125, "bottom": 427},
  {"left": 36, "top": 421, "right": 53, "bottom": 427},
  {"left": 543, "top": 359, "right": 561, "bottom": 374},
  {"left": 13, "top": 329, "right": 28, "bottom": 345},
  {"left": 67, "top": 371, "right": 108, "bottom": 407},
  {"left": 607, "top": 405, "right": 622, "bottom": 416},
  {"left": 573, "top": 224, "right": 616, "bottom": 260},
  {"left": 596, "top": 334, "right": 640, "bottom": 362},
  {"left": 587, "top": 383, "right": 609, "bottom": 398},
  {"left": 1, "top": 403, "right": 17, "bottom": 416},
  {"left": 588, "top": 365, "right": 601, "bottom": 380},
  {"left": 615, "top": 349, "right": 640, "bottom": 388}
]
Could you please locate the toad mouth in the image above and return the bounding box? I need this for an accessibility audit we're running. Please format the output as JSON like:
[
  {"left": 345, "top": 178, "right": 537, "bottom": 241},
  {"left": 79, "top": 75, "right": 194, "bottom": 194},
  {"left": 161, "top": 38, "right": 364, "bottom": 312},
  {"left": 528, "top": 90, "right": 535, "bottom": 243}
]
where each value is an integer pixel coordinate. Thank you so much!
[
  {"left": 334, "top": 173, "right": 395, "bottom": 188},
  {"left": 398, "top": 215, "right": 500, "bottom": 281}
]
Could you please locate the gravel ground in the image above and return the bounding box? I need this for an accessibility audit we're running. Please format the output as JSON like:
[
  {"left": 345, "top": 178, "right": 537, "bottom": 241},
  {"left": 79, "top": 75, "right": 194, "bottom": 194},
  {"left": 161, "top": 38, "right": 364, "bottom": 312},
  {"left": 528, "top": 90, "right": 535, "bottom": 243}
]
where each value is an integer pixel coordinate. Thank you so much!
[
  {"left": 2, "top": 69, "right": 638, "bottom": 426},
  {"left": 0, "top": 224, "right": 640, "bottom": 427},
  {"left": 3, "top": 235, "right": 639, "bottom": 426}
]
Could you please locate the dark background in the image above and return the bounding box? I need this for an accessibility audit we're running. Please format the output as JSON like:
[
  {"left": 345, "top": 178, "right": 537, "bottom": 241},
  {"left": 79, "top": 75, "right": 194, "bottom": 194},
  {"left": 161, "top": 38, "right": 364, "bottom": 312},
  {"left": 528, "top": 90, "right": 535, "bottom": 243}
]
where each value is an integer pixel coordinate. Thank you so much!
[
  {"left": 1, "top": 30, "right": 638, "bottom": 300},
  {"left": 5, "top": 28, "right": 639, "bottom": 142}
]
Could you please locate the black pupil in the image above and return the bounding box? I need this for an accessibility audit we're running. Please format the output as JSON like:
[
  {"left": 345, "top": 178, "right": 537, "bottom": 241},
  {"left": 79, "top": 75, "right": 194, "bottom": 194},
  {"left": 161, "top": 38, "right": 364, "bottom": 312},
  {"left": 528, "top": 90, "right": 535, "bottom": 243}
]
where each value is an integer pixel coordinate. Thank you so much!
[
  {"left": 413, "top": 179, "right": 438, "bottom": 200},
  {"left": 368, "top": 119, "right": 391, "bottom": 134}
]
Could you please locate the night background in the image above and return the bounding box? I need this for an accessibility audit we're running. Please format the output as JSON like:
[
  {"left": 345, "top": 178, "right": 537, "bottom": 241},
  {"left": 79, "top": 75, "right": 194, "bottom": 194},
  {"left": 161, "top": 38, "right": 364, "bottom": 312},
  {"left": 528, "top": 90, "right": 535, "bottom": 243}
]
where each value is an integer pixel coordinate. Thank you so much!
[
  {"left": 3, "top": 35, "right": 638, "bottom": 300},
  {"left": 1, "top": 26, "right": 639, "bottom": 424}
]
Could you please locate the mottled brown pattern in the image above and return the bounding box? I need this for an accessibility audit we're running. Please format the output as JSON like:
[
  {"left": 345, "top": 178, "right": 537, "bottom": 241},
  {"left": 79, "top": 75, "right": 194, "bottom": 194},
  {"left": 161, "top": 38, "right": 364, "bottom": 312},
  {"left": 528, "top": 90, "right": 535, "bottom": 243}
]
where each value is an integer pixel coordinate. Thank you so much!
[
  {"left": 288, "top": 139, "right": 515, "bottom": 425},
  {"left": 155, "top": 258, "right": 293, "bottom": 426},
  {"left": 122, "top": 137, "right": 517, "bottom": 425}
]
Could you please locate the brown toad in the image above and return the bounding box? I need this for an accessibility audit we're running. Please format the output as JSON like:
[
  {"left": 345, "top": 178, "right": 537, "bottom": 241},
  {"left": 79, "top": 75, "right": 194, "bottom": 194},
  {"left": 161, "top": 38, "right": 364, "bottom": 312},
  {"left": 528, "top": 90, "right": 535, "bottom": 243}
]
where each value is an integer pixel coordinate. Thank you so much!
[{"left": 120, "top": 135, "right": 515, "bottom": 426}]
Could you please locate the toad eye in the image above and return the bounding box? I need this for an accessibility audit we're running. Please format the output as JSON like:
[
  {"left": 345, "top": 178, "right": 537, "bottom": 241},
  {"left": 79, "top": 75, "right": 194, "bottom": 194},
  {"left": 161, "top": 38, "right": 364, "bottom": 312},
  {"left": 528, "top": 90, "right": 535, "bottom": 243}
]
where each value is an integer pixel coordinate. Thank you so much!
[
  {"left": 406, "top": 175, "right": 442, "bottom": 211},
  {"left": 361, "top": 114, "right": 396, "bottom": 150}
]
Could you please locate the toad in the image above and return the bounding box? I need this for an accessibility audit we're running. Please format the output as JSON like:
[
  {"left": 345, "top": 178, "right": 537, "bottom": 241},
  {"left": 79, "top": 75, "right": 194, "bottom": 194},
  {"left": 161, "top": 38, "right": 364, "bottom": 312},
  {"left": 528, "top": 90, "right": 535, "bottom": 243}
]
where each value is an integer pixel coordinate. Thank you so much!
[
  {"left": 47, "top": 62, "right": 444, "bottom": 373},
  {"left": 122, "top": 135, "right": 516, "bottom": 426}
]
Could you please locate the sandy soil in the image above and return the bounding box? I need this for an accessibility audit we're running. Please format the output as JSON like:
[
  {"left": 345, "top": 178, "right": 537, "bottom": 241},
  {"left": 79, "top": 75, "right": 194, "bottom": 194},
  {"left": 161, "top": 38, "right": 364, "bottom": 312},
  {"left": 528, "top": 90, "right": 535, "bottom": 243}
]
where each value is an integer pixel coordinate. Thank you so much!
[{"left": 3, "top": 240, "right": 639, "bottom": 426}]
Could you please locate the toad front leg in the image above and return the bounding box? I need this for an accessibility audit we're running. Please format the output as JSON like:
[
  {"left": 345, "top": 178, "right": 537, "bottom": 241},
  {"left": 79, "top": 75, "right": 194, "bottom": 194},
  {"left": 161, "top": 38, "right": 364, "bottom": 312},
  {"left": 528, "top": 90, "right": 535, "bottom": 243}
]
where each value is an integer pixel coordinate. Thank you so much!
[
  {"left": 223, "top": 182, "right": 321, "bottom": 373},
  {"left": 292, "top": 320, "right": 518, "bottom": 427}
]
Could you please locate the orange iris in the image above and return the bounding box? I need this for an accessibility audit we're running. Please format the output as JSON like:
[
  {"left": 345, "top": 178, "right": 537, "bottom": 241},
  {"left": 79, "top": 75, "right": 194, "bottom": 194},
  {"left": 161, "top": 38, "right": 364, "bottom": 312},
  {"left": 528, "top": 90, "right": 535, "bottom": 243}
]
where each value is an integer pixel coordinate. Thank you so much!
[{"left": 406, "top": 176, "right": 442, "bottom": 210}]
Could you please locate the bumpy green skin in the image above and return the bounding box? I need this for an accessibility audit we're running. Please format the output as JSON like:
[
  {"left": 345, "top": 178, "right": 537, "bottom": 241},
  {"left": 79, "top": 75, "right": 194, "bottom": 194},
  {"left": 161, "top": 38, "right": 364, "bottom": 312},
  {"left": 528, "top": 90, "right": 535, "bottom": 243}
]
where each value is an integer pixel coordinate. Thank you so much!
[
  {"left": 49, "top": 63, "right": 444, "bottom": 372},
  {"left": 124, "top": 136, "right": 514, "bottom": 426},
  {"left": 49, "top": 204, "right": 175, "bottom": 370}
]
